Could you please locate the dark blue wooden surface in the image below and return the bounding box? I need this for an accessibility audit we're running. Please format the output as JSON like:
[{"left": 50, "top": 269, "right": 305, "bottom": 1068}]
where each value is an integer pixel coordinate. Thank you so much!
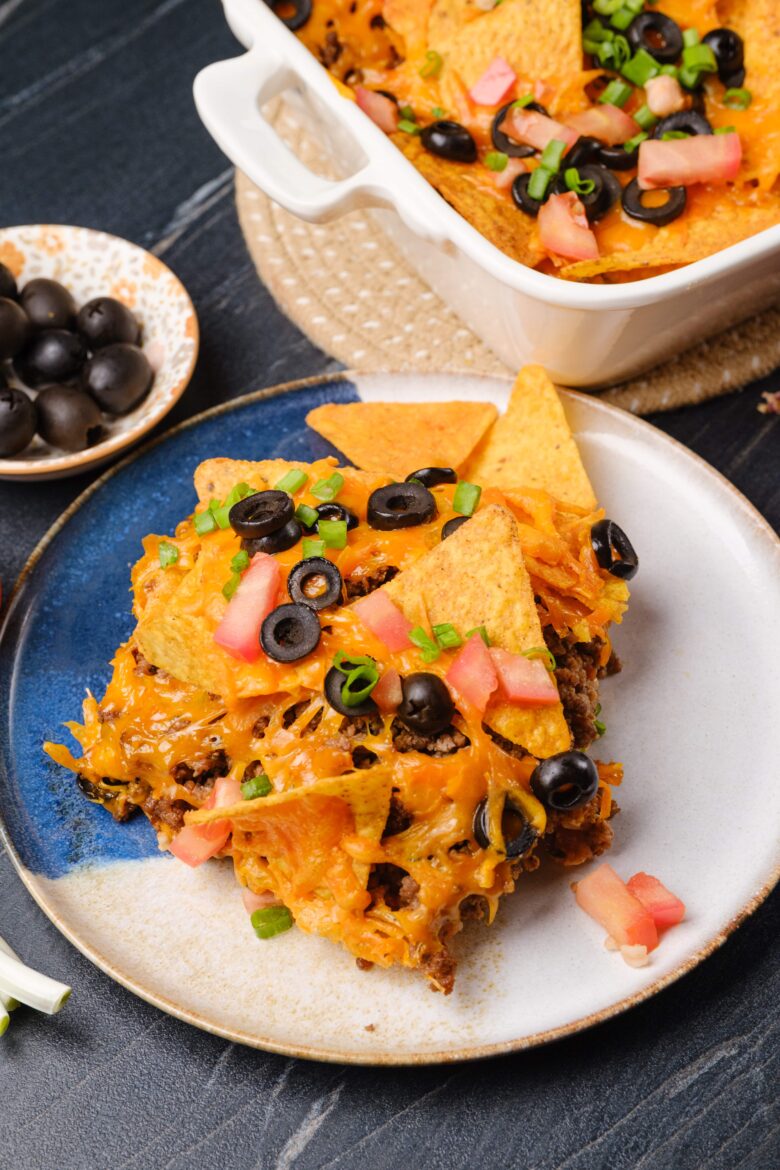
[{"left": 1, "top": 2, "right": 778, "bottom": 1167}]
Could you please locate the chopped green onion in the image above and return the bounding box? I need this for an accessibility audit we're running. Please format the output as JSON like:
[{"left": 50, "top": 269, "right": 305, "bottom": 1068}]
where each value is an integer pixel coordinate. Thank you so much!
[
  {"left": 419, "top": 50, "right": 443, "bottom": 78},
  {"left": 453, "top": 480, "right": 482, "bottom": 517},
  {"left": 715, "top": 124, "right": 737, "bottom": 134},
  {"left": 599, "top": 78, "right": 633, "bottom": 107},
  {"left": 432, "top": 106, "right": 446, "bottom": 118},
  {"left": 194, "top": 509, "right": 217, "bottom": 536},
  {"left": 0, "top": 939, "right": 71, "bottom": 1014},
  {"left": 723, "top": 87, "right": 751, "bottom": 109},
  {"left": 485, "top": 151, "right": 509, "bottom": 172},
  {"left": 223, "top": 482, "right": 255, "bottom": 510},
  {"left": 212, "top": 503, "right": 232, "bottom": 530},
  {"left": 311, "top": 472, "right": 344, "bottom": 501},
  {"left": 658, "top": 64, "right": 678, "bottom": 76},
  {"left": 231, "top": 550, "right": 250, "bottom": 574},
  {"left": 540, "top": 138, "right": 568, "bottom": 171},
  {"left": 318, "top": 518, "right": 348, "bottom": 549},
  {"left": 593, "top": 0, "right": 624, "bottom": 13},
  {"left": 341, "top": 663, "right": 380, "bottom": 706},
  {"left": 522, "top": 645, "right": 557, "bottom": 672},
  {"left": 583, "top": 18, "right": 614, "bottom": 42},
  {"left": 400, "top": 104, "right": 415, "bottom": 120},
  {"left": 625, "top": 0, "right": 644, "bottom": 12},
  {"left": 682, "top": 43, "right": 717, "bottom": 73},
  {"left": 409, "top": 626, "right": 441, "bottom": 663},
  {"left": 398, "top": 119, "right": 420, "bottom": 135},
  {"left": 432, "top": 622, "right": 463, "bottom": 650},
  {"left": 633, "top": 103, "right": 658, "bottom": 130},
  {"left": 275, "top": 468, "right": 308, "bottom": 494},
  {"left": 583, "top": 38, "right": 605, "bottom": 56},
  {"left": 564, "top": 167, "right": 596, "bottom": 195},
  {"left": 682, "top": 26, "right": 699, "bottom": 48},
  {"left": 302, "top": 537, "right": 326, "bottom": 559},
  {"left": 158, "top": 541, "right": 179, "bottom": 569},
  {"left": 333, "top": 650, "right": 376, "bottom": 673},
  {"left": 242, "top": 773, "right": 272, "bottom": 799},
  {"left": 595, "top": 40, "right": 616, "bottom": 66},
  {"left": 594, "top": 718, "right": 607, "bottom": 736},
  {"left": 661, "top": 130, "right": 690, "bottom": 139},
  {"left": 222, "top": 573, "right": 240, "bottom": 600},
  {"left": 623, "top": 130, "right": 649, "bottom": 152},
  {"left": 610, "top": 7, "right": 637, "bottom": 31},
  {"left": 251, "top": 906, "right": 293, "bottom": 939},
  {"left": 295, "top": 503, "right": 319, "bottom": 528},
  {"left": 511, "top": 93, "right": 535, "bottom": 109},
  {"left": 465, "top": 625, "right": 491, "bottom": 647},
  {"left": 621, "top": 49, "right": 659, "bottom": 86},
  {"left": 611, "top": 34, "right": 631, "bottom": 68},
  {"left": 527, "top": 165, "right": 555, "bottom": 200}
]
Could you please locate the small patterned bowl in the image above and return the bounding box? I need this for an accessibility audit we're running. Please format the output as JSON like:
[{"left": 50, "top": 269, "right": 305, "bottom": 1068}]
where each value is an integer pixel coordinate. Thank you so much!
[{"left": 0, "top": 225, "right": 198, "bottom": 480}]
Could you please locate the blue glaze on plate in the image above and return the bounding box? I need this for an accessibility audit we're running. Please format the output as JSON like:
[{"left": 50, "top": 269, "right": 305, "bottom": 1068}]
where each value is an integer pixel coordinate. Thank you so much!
[{"left": 0, "top": 378, "right": 360, "bottom": 878}]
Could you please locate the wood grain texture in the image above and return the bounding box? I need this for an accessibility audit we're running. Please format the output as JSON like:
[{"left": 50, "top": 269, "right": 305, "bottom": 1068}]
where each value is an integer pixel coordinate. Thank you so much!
[{"left": 0, "top": 2, "right": 778, "bottom": 1168}]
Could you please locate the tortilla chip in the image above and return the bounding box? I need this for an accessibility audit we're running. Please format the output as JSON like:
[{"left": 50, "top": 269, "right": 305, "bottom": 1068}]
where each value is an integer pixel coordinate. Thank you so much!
[
  {"left": 305, "top": 398, "right": 498, "bottom": 479},
  {"left": 464, "top": 366, "right": 596, "bottom": 510},
  {"left": 193, "top": 457, "right": 383, "bottom": 507},
  {"left": 383, "top": 503, "right": 571, "bottom": 756},
  {"left": 384, "top": 0, "right": 434, "bottom": 56}
]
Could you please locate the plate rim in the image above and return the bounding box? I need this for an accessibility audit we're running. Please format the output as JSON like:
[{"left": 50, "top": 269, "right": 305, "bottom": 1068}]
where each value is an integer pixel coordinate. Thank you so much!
[{"left": 1, "top": 369, "right": 778, "bottom": 1066}]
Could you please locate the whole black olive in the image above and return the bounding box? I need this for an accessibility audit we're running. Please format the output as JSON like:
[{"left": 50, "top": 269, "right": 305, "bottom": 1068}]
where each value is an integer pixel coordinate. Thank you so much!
[
  {"left": 0, "top": 262, "right": 18, "bottom": 301},
  {"left": 324, "top": 664, "right": 379, "bottom": 718},
  {"left": 397, "top": 672, "right": 454, "bottom": 735},
  {"left": 76, "top": 296, "right": 141, "bottom": 349},
  {"left": 15, "top": 329, "right": 87, "bottom": 387},
  {"left": 260, "top": 602, "right": 321, "bottom": 662},
  {"left": 564, "top": 136, "right": 602, "bottom": 170},
  {"left": 622, "top": 178, "right": 687, "bottom": 227},
  {"left": 473, "top": 796, "right": 538, "bottom": 858},
  {"left": 597, "top": 144, "right": 638, "bottom": 172},
  {"left": 367, "top": 481, "right": 436, "bottom": 530},
  {"left": 530, "top": 750, "right": 599, "bottom": 810},
  {"left": 0, "top": 386, "right": 36, "bottom": 456},
  {"left": 315, "top": 501, "right": 359, "bottom": 530},
  {"left": 264, "top": 0, "right": 311, "bottom": 29},
  {"left": 421, "top": 120, "right": 477, "bottom": 164},
  {"left": 406, "top": 466, "right": 457, "bottom": 489},
  {"left": 491, "top": 101, "right": 548, "bottom": 158},
  {"left": 511, "top": 172, "right": 547, "bottom": 218},
  {"left": 0, "top": 297, "right": 31, "bottom": 360},
  {"left": 702, "top": 27, "right": 744, "bottom": 84},
  {"left": 82, "top": 343, "right": 152, "bottom": 413},
  {"left": 230, "top": 489, "right": 293, "bottom": 538},
  {"left": 287, "top": 556, "right": 343, "bottom": 610},
  {"left": 242, "top": 518, "right": 302, "bottom": 556},
  {"left": 553, "top": 165, "right": 621, "bottom": 222},
  {"left": 441, "top": 516, "right": 469, "bottom": 540},
  {"left": 627, "top": 11, "right": 684, "bottom": 63},
  {"left": 35, "top": 385, "right": 104, "bottom": 452},
  {"left": 20, "top": 278, "right": 77, "bottom": 330},
  {"left": 590, "top": 518, "right": 639, "bottom": 578},
  {"left": 652, "top": 111, "right": 713, "bottom": 138}
]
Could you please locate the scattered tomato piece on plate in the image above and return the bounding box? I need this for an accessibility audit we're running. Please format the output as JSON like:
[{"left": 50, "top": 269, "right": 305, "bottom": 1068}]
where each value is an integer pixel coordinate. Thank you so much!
[
  {"left": 627, "top": 872, "right": 686, "bottom": 929},
  {"left": 574, "top": 862, "right": 659, "bottom": 952}
]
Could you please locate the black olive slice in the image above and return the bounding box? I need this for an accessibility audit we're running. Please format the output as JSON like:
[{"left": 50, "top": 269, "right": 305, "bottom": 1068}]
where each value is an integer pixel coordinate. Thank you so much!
[
  {"left": 287, "top": 556, "right": 343, "bottom": 610},
  {"left": 590, "top": 518, "right": 639, "bottom": 579},
  {"left": 229, "top": 489, "right": 293, "bottom": 538},
  {"left": 367, "top": 482, "right": 436, "bottom": 530},
  {"left": 396, "top": 673, "right": 454, "bottom": 736},
  {"left": 421, "top": 120, "right": 477, "bottom": 164},
  {"left": 242, "top": 518, "right": 302, "bottom": 557},
  {"left": 627, "top": 11, "right": 684, "bottom": 63},
  {"left": 260, "top": 602, "right": 321, "bottom": 662},
  {"left": 263, "top": 0, "right": 312, "bottom": 30},
  {"left": 511, "top": 172, "right": 547, "bottom": 218},
  {"left": 530, "top": 751, "right": 600, "bottom": 811},
  {"left": 441, "top": 515, "right": 470, "bottom": 541},
  {"left": 702, "top": 27, "right": 744, "bottom": 84},
  {"left": 315, "top": 501, "right": 359, "bottom": 530},
  {"left": 564, "top": 136, "right": 603, "bottom": 170},
  {"left": 473, "top": 796, "right": 538, "bottom": 858},
  {"left": 622, "top": 178, "right": 686, "bottom": 228},
  {"left": 0, "top": 262, "right": 17, "bottom": 301},
  {"left": 324, "top": 665, "right": 379, "bottom": 718},
  {"left": 652, "top": 111, "right": 713, "bottom": 139},
  {"left": 721, "top": 66, "right": 746, "bottom": 89},
  {"left": 406, "top": 466, "right": 457, "bottom": 488},
  {"left": 554, "top": 165, "right": 621, "bottom": 222},
  {"left": 597, "top": 144, "right": 638, "bottom": 172},
  {"left": 490, "top": 100, "right": 548, "bottom": 158}
]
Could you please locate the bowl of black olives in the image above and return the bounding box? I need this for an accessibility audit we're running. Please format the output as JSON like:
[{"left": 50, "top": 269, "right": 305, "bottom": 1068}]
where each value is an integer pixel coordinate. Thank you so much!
[{"left": 0, "top": 225, "right": 198, "bottom": 480}]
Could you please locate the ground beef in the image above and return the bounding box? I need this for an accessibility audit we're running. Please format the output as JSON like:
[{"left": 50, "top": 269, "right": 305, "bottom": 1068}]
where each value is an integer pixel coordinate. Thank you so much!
[
  {"left": 242, "top": 760, "right": 266, "bottom": 781},
  {"left": 383, "top": 792, "right": 413, "bottom": 838},
  {"left": 131, "top": 647, "right": 157, "bottom": 676},
  {"left": 459, "top": 894, "right": 488, "bottom": 921},
  {"left": 420, "top": 949, "right": 456, "bottom": 995},
  {"left": 368, "top": 864, "right": 420, "bottom": 910},
  {"left": 344, "top": 563, "right": 399, "bottom": 600},
  {"left": 141, "top": 794, "right": 192, "bottom": 832},
  {"left": 483, "top": 723, "right": 529, "bottom": 760},
  {"left": 543, "top": 793, "right": 618, "bottom": 867},
  {"left": 170, "top": 749, "right": 230, "bottom": 789},
  {"left": 340, "top": 713, "right": 384, "bottom": 738},
  {"left": 319, "top": 30, "right": 342, "bottom": 67},
  {"left": 544, "top": 629, "right": 619, "bottom": 750},
  {"left": 391, "top": 719, "right": 470, "bottom": 757},
  {"left": 351, "top": 745, "right": 379, "bottom": 769},
  {"left": 356, "top": 957, "right": 374, "bottom": 971},
  {"left": 252, "top": 715, "right": 270, "bottom": 739}
]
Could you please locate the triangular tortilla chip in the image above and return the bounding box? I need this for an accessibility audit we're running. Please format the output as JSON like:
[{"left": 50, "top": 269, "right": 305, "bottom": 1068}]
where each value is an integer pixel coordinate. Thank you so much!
[
  {"left": 193, "top": 457, "right": 382, "bottom": 507},
  {"left": 464, "top": 366, "right": 596, "bottom": 510},
  {"left": 383, "top": 503, "right": 571, "bottom": 757},
  {"left": 305, "top": 400, "right": 498, "bottom": 479}
]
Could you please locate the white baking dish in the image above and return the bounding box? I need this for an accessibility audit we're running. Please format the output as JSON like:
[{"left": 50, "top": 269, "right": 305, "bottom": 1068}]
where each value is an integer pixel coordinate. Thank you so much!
[{"left": 194, "top": 0, "right": 780, "bottom": 386}]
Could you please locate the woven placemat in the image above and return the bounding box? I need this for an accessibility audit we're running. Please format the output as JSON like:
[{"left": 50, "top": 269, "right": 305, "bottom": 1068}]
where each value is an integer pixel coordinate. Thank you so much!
[{"left": 236, "top": 99, "right": 780, "bottom": 414}]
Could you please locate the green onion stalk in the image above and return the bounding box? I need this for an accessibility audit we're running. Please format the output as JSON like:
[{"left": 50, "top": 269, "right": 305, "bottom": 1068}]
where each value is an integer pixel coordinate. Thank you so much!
[{"left": 0, "top": 936, "right": 72, "bottom": 1021}]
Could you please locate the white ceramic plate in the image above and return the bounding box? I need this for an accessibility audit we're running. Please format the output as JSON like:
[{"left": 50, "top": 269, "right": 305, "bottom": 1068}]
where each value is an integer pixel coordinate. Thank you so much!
[
  {"left": 0, "top": 224, "right": 198, "bottom": 480},
  {"left": 1, "top": 372, "right": 778, "bottom": 1064}
]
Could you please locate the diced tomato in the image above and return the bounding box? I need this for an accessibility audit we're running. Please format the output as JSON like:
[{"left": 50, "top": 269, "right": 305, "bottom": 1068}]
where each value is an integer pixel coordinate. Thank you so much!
[
  {"left": 538, "top": 192, "right": 600, "bottom": 262},
  {"left": 574, "top": 863, "right": 659, "bottom": 951},
  {"left": 638, "top": 132, "right": 742, "bottom": 189},
  {"left": 469, "top": 56, "right": 517, "bottom": 107},
  {"left": 644, "top": 75, "right": 685, "bottom": 118},
  {"left": 214, "top": 553, "right": 281, "bottom": 663},
  {"left": 372, "top": 666, "right": 403, "bottom": 712},
  {"left": 500, "top": 108, "right": 579, "bottom": 153},
  {"left": 489, "top": 647, "right": 559, "bottom": 705},
  {"left": 627, "top": 872, "right": 686, "bottom": 929},
  {"left": 241, "top": 887, "right": 282, "bottom": 914},
  {"left": 488, "top": 157, "right": 527, "bottom": 191},
  {"left": 169, "top": 776, "right": 242, "bottom": 869},
  {"left": 565, "top": 104, "right": 638, "bottom": 146},
  {"left": 352, "top": 590, "right": 413, "bottom": 651},
  {"left": 355, "top": 86, "right": 399, "bottom": 134},
  {"left": 446, "top": 633, "right": 498, "bottom": 713}
]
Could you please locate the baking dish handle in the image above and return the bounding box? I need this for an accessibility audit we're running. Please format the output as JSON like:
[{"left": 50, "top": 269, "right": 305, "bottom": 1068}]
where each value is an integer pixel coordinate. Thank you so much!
[{"left": 194, "top": 42, "right": 446, "bottom": 242}]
